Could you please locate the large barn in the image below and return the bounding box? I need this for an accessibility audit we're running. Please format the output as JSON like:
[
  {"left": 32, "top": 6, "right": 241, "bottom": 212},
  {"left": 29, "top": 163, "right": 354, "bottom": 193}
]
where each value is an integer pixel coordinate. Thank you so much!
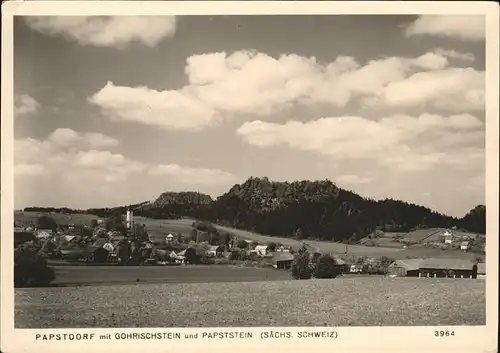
[{"left": 418, "top": 258, "right": 475, "bottom": 278}]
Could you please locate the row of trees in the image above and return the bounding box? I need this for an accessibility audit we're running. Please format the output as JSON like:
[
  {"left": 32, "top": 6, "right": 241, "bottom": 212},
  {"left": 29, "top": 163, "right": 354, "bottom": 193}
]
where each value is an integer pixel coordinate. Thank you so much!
[{"left": 291, "top": 245, "right": 342, "bottom": 280}]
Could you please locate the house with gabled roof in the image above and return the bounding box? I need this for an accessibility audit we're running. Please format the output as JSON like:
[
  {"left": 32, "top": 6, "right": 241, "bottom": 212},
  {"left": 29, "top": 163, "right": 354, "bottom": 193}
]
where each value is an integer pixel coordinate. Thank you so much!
[{"left": 388, "top": 258, "right": 425, "bottom": 277}]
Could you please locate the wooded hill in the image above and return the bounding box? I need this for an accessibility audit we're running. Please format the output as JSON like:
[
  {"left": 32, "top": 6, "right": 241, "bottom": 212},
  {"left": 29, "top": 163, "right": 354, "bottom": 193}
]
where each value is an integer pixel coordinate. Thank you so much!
[{"left": 24, "top": 177, "right": 486, "bottom": 243}]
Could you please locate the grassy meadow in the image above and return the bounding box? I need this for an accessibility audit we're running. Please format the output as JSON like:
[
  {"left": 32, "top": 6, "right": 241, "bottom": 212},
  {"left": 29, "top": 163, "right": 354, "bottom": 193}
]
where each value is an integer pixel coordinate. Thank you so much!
[{"left": 15, "top": 277, "right": 486, "bottom": 328}]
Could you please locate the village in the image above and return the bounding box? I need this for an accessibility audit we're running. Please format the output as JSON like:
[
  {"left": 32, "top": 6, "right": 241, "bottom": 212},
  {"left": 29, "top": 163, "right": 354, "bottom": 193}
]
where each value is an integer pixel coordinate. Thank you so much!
[{"left": 14, "top": 208, "right": 486, "bottom": 283}]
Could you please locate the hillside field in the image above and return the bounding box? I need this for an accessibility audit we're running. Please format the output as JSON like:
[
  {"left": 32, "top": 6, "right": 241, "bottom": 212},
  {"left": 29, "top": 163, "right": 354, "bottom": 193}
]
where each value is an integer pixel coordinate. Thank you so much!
[{"left": 15, "top": 277, "right": 485, "bottom": 328}]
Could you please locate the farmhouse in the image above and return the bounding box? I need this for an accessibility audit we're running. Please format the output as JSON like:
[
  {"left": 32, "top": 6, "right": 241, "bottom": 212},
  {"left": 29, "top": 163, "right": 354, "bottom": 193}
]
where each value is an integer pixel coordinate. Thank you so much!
[
  {"left": 254, "top": 245, "right": 269, "bottom": 256},
  {"left": 272, "top": 251, "right": 294, "bottom": 269},
  {"left": 418, "top": 258, "right": 475, "bottom": 278},
  {"left": 387, "top": 259, "right": 424, "bottom": 277},
  {"left": 36, "top": 229, "right": 54, "bottom": 240},
  {"left": 207, "top": 245, "right": 225, "bottom": 257},
  {"left": 82, "top": 246, "right": 109, "bottom": 263},
  {"left": 333, "top": 256, "right": 348, "bottom": 274},
  {"left": 477, "top": 263, "right": 486, "bottom": 279}
]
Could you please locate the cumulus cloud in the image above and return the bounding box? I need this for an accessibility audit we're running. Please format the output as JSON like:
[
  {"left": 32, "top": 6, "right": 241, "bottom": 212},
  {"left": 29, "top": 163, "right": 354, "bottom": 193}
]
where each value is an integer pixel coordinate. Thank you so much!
[
  {"left": 88, "top": 81, "right": 217, "bottom": 131},
  {"left": 14, "top": 129, "right": 138, "bottom": 182},
  {"left": 24, "top": 16, "right": 176, "bottom": 48},
  {"left": 433, "top": 48, "right": 475, "bottom": 62},
  {"left": 90, "top": 50, "right": 483, "bottom": 131},
  {"left": 48, "top": 128, "right": 120, "bottom": 149},
  {"left": 336, "top": 174, "right": 372, "bottom": 185},
  {"left": 372, "top": 68, "right": 484, "bottom": 111},
  {"left": 404, "top": 15, "right": 485, "bottom": 41},
  {"left": 236, "top": 113, "right": 484, "bottom": 173},
  {"left": 15, "top": 94, "right": 39, "bottom": 116}
]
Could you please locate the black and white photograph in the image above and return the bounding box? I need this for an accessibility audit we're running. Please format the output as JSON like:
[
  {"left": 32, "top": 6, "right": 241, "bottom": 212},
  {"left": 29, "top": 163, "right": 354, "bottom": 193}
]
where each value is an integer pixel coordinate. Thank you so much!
[{"left": 1, "top": 2, "right": 498, "bottom": 353}]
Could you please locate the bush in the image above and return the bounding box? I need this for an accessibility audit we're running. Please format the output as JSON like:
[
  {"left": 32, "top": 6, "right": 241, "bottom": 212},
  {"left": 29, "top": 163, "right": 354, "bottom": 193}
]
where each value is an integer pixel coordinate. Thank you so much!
[
  {"left": 36, "top": 215, "right": 57, "bottom": 231},
  {"left": 314, "top": 254, "right": 341, "bottom": 279},
  {"left": 291, "top": 246, "right": 312, "bottom": 280},
  {"left": 14, "top": 246, "right": 55, "bottom": 287}
]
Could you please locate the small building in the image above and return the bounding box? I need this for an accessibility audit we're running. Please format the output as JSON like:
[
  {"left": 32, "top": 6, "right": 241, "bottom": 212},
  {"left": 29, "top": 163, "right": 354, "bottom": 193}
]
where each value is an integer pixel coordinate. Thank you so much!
[
  {"left": 349, "top": 264, "right": 363, "bottom": 273},
  {"left": 207, "top": 245, "right": 226, "bottom": 257},
  {"left": 419, "top": 258, "right": 475, "bottom": 278},
  {"left": 166, "top": 234, "right": 174, "bottom": 243},
  {"left": 81, "top": 246, "right": 110, "bottom": 263},
  {"left": 64, "top": 235, "right": 77, "bottom": 243},
  {"left": 272, "top": 251, "right": 294, "bottom": 269},
  {"left": 332, "top": 256, "right": 348, "bottom": 274},
  {"left": 254, "top": 245, "right": 269, "bottom": 256},
  {"left": 477, "top": 262, "right": 486, "bottom": 279},
  {"left": 36, "top": 229, "right": 53, "bottom": 240},
  {"left": 460, "top": 241, "right": 470, "bottom": 251},
  {"left": 387, "top": 259, "right": 424, "bottom": 277}
]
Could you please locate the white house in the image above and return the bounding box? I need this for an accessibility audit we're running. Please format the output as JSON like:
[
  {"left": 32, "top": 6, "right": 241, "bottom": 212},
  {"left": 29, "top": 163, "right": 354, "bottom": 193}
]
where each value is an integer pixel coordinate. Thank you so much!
[
  {"left": 254, "top": 245, "right": 268, "bottom": 256},
  {"left": 36, "top": 229, "right": 53, "bottom": 239},
  {"left": 166, "top": 234, "right": 174, "bottom": 243},
  {"left": 460, "top": 241, "right": 470, "bottom": 251},
  {"left": 102, "top": 242, "right": 115, "bottom": 253},
  {"left": 443, "top": 230, "right": 453, "bottom": 244}
]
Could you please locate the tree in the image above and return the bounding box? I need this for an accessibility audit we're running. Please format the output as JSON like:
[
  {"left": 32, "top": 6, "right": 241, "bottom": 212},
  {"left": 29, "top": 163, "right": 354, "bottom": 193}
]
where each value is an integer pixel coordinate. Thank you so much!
[
  {"left": 90, "top": 219, "right": 98, "bottom": 229},
  {"left": 185, "top": 247, "right": 199, "bottom": 264},
  {"left": 314, "top": 254, "right": 340, "bottom": 279},
  {"left": 36, "top": 215, "right": 57, "bottom": 231},
  {"left": 105, "top": 211, "right": 125, "bottom": 232},
  {"left": 14, "top": 245, "right": 55, "bottom": 287},
  {"left": 294, "top": 228, "right": 305, "bottom": 240},
  {"left": 237, "top": 239, "right": 249, "bottom": 249},
  {"left": 290, "top": 245, "right": 312, "bottom": 280},
  {"left": 267, "top": 242, "right": 277, "bottom": 252}
]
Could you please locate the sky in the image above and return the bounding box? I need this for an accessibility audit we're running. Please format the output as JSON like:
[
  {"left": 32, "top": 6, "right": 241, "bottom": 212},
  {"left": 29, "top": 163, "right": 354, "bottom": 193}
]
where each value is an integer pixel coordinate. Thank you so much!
[{"left": 13, "top": 15, "right": 486, "bottom": 217}]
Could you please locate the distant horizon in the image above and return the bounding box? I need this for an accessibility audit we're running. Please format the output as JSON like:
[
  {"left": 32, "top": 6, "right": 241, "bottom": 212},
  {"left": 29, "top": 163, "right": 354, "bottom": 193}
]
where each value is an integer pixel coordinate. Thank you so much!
[{"left": 17, "top": 175, "right": 485, "bottom": 219}]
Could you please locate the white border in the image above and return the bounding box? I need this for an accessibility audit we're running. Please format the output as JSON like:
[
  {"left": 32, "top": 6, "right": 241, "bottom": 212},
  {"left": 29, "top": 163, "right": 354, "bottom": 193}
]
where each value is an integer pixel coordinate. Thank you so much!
[{"left": 1, "top": 2, "right": 498, "bottom": 353}]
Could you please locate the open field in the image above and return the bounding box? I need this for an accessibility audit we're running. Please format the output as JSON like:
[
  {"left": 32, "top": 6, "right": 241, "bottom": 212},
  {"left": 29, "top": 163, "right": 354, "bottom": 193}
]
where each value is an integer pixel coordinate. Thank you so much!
[
  {"left": 14, "top": 211, "right": 99, "bottom": 226},
  {"left": 15, "top": 277, "right": 485, "bottom": 328},
  {"left": 49, "top": 265, "right": 291, "bottom": 286}
]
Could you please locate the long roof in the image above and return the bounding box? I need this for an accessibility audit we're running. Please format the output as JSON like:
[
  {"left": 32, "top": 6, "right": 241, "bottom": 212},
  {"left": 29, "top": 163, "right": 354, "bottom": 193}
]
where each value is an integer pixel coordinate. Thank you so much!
[
  {"left": 272, "top": 251, "right": 294, "bottom": 262},
  {"left": 391, "top": 259, "right": 425, "bottom": 271},
  {"left": 419, "top": 258, "right": 474, "bottom": 271}
]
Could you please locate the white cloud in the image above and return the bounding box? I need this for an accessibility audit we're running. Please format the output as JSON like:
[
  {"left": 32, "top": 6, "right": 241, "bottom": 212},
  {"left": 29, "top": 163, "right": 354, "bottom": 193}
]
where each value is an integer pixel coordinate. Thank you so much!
[
  {"left": 88, "top": 81, "right": 217, "bottom": 131},
  {"left": 371, "top": 68, "right": 484, "bottom": 111},
  {"left": 148, "top": 164, "right": 238, "bottom": 185},
  {"left": 237, "top": 113, "right": 484, "bottom": 173},
  {"left": 433, "top": 48, "right": 475, "bottom": 62},
  {"left": 90, "top": 50, "right": 483, "bottom": 131},
  {"left": 336, "top": 174, "right": 372, "bottom": 185},
  {"left": 48, "top": 128, "right": 120, "bottom": 149},
  {"left": 24, "top": 16, "right": 176, "bottom": 48},
  {"left": 404, "top": 15, "right": 485, "bottom": 41},
  {"left": 15, "top": 94, "right": 39, "bottom": 116}
]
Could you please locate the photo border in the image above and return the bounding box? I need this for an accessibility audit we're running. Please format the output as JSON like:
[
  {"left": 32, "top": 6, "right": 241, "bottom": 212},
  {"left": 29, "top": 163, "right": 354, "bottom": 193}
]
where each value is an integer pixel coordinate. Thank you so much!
[{"left": 1, "top": 2, "right": 498, "bottom": 353}]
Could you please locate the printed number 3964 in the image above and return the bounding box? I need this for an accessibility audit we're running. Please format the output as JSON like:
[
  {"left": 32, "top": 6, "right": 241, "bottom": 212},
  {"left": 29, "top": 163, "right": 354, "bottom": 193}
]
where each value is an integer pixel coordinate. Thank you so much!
[{"left": 434, "top": 330, "right": 455, "bottom": 337}]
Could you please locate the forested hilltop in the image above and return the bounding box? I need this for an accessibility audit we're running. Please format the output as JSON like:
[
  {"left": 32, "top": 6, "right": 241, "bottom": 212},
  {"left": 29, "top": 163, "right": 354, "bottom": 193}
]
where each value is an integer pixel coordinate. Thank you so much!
[{"left": 24, "top": 177, "right": 486, "bottom": 242}]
